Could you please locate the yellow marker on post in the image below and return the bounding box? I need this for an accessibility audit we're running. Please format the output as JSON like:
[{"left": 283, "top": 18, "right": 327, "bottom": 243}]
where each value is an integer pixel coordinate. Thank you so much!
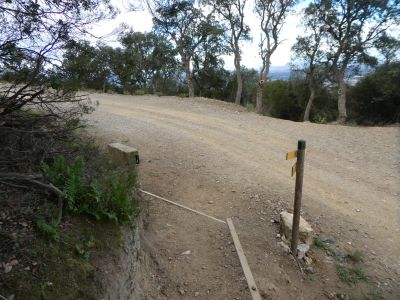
[
  {"left": 286, "top": 151, "right": 297, "bottom": 160},
  {"left": 291, "top": 163, "right": 297, "bottom": 176}
]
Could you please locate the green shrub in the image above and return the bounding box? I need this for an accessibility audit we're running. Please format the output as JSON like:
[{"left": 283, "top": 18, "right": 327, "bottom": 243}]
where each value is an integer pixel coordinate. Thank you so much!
[
  {"left": 42, "top": 155, "right": 138, "bottom": 224},
  {"left": 336, "top": 265, "right": 369, "bottom": 286},
  {"left": 100, "top": 171, "right": 138, "bottom": 223},
  {"left": 37, "top": 219, "right": 60, "bottom": 241},
  {"left": 262, "top": 80, "right": 304, "bottom": 121},
  {"left": 348, "top": 62, "right": 400, "bottom": 124},
  {"left": 346, "top": 250, "right": 363, "bottom": 263},
  {"left": 313, "top": 237, "right": 330, "bottom": 250},
  {"left": 135, "top": 89, "right": 145, "bottom": 95},
  {"left": 245, "top": 103, "right": 254, "bottom": 112}
]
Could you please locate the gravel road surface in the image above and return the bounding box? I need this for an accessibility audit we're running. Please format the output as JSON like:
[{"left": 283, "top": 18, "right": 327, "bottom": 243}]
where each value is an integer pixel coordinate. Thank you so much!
[{"left": 88, "top": 94, "right": 400, "bottom": 299}]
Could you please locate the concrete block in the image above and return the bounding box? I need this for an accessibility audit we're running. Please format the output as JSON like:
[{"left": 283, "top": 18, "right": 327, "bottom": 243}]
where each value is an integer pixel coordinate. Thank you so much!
[
  {"left": 108, "top": 143, "right": 139, "bottom": 166},
  {"left": 280, "top": 211, "right": 313, "bottom": 245}
]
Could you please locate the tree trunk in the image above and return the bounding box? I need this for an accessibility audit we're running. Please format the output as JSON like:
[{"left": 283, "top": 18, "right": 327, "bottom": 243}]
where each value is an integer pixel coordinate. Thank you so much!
[
  {"left": 256, "top": 62, "right": 269, "bottom": 114},
  {"left": 303, "top": 87, "right": 315, "bottom": 122},
  {"left": 234, "top": 52, "right": 243, "bottom": 105},
  {"left": 183, "top": 58, "right": 194, "bottom": 97},
  {"left": 336, "top": 71, "right": 347, "bottom": 123},
  {"left": 255, "top": 83, "right": 264, "bottom": 113},
  {"left": 102, "top": 78, "right": 106, "bottom": 93}
]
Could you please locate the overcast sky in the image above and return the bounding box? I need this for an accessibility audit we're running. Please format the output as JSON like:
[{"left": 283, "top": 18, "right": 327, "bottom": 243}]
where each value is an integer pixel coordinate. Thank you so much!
[{"left": 91, "top": 1, "right": 307, "bottom": 70}]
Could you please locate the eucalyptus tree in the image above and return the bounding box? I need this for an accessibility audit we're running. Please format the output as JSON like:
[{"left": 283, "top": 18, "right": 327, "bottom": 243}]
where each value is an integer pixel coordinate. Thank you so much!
[
  {"left": 151, "top": 0, "right": 223, "bottom": 97},
  {"left": 206, "top": 0, "right": 250, "bottom": 104},
  {"left": 120, "top": 31, "right": 177, "bottom": 91},
  {"left": 308, "top": 0, "right": 400, "bottom": 123},
  {"left": 191, "top": 30, "right": 230, "bottom": 99},
  {"left": 254, "top": 0, "right": 296, "bottom": 114},
  {"left": 373, "top": 33, "right": 400, "bottom": 64},
  {"left": 291, "top": 6, "right": 326, "bottom": 122}
]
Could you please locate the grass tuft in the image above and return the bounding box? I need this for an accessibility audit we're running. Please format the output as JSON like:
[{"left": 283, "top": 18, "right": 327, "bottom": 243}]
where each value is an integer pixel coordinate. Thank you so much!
[
  {"left": 314, "top": 237, "right": 330, "bottom": 250},
  {"left": 346, "top": 250, "right": 363, "bottom": 263},
  {"left": 336, "top": 265, "right": 369, "bottom": 286}
]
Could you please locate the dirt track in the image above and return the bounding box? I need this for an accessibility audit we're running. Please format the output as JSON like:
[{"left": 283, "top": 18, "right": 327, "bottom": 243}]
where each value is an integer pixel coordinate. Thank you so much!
[{"left": 88, "top": 94, "right": 400, "bottom": 299}]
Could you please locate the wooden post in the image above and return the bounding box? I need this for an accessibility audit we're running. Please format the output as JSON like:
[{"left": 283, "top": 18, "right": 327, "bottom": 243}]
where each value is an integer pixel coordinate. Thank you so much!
[{"left": 291, "top": 140, "right": 306, "bottom": 254}]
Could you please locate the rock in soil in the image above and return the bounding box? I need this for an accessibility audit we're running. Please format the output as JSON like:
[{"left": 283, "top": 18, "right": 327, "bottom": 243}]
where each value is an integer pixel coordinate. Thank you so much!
[
  {"left": 297, "top": 244, "right": 310, "bottom": 259},
  {"left": 280, "top": 211, "right": 313, "bottom": 244}
]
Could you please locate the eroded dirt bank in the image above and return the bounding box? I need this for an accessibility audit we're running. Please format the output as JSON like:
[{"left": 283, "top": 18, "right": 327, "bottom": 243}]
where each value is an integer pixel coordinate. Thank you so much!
[{"left": 89, "top": 94, "right": 400, "bottom": 299}]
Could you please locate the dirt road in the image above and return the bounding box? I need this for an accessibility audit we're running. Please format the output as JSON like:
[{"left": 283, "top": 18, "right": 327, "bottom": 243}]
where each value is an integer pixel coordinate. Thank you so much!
[{"left": 88, "top": 94, "right": 400, "bottom": 299}]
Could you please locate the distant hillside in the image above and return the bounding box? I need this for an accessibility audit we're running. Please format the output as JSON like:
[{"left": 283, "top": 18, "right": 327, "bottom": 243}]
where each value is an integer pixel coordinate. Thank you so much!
[
  {"left": 269, "top": 66, "right": 291, "bottom": 80},
  {"left": 268, "top": 65, "right": 373, "bottom": 81}
]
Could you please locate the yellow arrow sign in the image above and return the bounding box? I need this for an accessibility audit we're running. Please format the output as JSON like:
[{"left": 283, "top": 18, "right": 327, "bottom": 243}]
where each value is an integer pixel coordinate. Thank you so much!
[
  {"left": 286, "top": 151, "right": 297, "bottom": 160},
  {"left": 291, "top": 163, "right": 297, "bottom": 177}
]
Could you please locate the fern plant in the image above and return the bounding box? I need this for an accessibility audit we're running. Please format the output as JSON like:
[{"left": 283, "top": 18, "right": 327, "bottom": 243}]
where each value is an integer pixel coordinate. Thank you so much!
[{"left": 42, "top": 155, "right": 138, "bottom": 224}]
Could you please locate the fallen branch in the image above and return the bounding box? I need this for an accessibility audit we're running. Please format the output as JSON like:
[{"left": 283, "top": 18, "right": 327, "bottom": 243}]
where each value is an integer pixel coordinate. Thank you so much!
[{"left": 0, "top": 172, "right": 64, "bottom": 225}]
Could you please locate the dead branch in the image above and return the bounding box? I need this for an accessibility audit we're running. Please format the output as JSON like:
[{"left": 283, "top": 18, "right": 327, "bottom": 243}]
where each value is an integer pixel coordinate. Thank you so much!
[{"left": 0, "top": 172, "right": 64, "bottom": 225}]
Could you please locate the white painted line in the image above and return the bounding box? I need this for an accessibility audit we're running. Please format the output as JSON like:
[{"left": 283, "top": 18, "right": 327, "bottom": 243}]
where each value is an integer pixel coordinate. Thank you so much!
[
  {"left": 139, "top": 189, "right": 226, "bottom": 224},
  {"left": 227, "top": 218, "right": 262, "bottom": 300}
]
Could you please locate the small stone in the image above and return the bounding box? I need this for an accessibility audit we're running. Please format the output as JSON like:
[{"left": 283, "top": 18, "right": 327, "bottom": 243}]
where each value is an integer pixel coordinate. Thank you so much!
[
  {"left": 304, "top": 266, "right": 314, "bottom": 274},
  {"left": 178, "top": 289, "right": 185, "bottom": 295},
  {"left": 194, "top": 292, "right": 200, "bottom": 297},
  {"left": 303, "top": 256, "right": 313, "bottom": 265},
  {"left": 208, "top": 201, "right": 214, "bottom": 204},
  {"left": 4, "top": 264, "right": 12, "bottom": 273},
  {"left": 9, "top": 259, "right": 18, "bottom": 266},
  {"left": 297, "top": 244, "right": 310, "bottom": 259},
  {"left": 336, "top": 293, "right": 349, "bottom": 300},
  {"left": 324, "top": 256, "right": 334, "bottom": 264},
  {"left": 181, "top": 250, "right": 191, "bottom": 255},
  {"left": 266, "top": 282, "right": 277, "bottom": 292},
  {"left": 324, "top": 291, "right": 335, "bottom": 299},
  {"left": 276, "top": 234, "right": 281, "bottom": 238},
  {"left": 356, "top": 209, "right": 361, "bottom": 212},
  {"left": 24, "top": 266, "right": 31, "bottom": 271}
]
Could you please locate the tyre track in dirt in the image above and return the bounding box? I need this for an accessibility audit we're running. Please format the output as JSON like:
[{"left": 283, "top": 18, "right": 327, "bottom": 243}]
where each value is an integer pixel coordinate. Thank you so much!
[{"left": 88, "top": 94, "right": 400, "bottom": 299}]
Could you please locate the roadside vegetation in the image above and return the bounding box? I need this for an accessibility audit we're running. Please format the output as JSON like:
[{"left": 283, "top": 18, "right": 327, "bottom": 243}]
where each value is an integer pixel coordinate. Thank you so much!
[
  {"left": 312, "top": 237, "right": 385, "bottom": 299},
  {"left": 0, "top": 1, "right": 139, "bottom": 298}
]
